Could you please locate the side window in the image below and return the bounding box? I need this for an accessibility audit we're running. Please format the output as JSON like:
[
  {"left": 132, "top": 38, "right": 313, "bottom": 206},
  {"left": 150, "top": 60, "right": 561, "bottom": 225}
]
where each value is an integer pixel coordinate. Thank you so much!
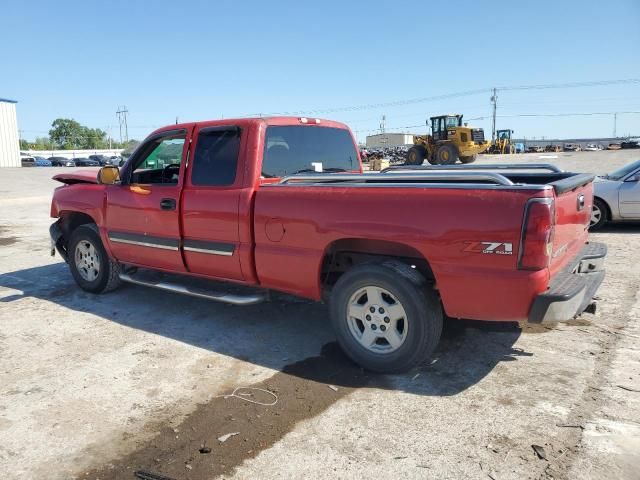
[
  {"left": 131, "top": 134, "right": 186, "bottom": 185},
  {"left": 191, "top": 128, "right": 240, "bottom": 186}
]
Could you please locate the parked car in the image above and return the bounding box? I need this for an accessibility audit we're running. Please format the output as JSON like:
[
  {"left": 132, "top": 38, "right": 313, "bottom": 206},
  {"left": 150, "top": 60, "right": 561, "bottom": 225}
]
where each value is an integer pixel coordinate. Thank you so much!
[
  {"left": 34, "top": 156, "right": 52, "bottom": 166},
  {"left": 49, "top": 116, "right": 605, "bottom": 373},
  {"left": 563, "top": 143, "right": 581, "bottom": 152},
  {"left": 621, "top": 139, "right": 639, "bottom": 149},
  {"left": 108, "top": 156, "right": 122, "bottom": 166},
  {"left": 607, "top": 143, "right": 622, "bottom": 150},
  {"left": 590, "top": 159, "right": 640, "bottom": 230},
  {"left": 73, "top": 157, "right": 101, "bottom": 167},
  {"left": 526, "top": 145, "right": 544, "bottom": 153},
  {"left": 584, "top": 144, "right": 599, "bottom": 152},
  {"left": 88, "top": 154, "right": 111, "bottom": 165},
  {"left": 544, "top": 145, "right": 562, "bottom": 153},
  {"left": 21, "top": 155, "right": 36, "bottom": 167},
  {"left": 49, "top": 156, "right": 76, "bottom": 167}
]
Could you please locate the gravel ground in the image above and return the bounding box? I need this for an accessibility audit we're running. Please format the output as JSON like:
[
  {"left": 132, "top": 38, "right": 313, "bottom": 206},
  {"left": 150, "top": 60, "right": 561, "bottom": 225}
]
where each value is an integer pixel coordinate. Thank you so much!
[{"left": 0, "top": 150, "right": 639, "bottom": 480}]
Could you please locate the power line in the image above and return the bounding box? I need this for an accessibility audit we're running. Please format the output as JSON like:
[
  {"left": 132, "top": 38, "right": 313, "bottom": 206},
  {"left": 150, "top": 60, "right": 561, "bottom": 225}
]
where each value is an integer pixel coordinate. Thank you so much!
[
  {"left": 356, "top": 110, "right": 640, "bottom": 135},
  {"left": 497, "top": 79, "right": 640, "bottom": 91},
  {"left": 240, "top": 78, "right": 639, "bottom": 118},
  {"left": 467, "top": 110, "right": 640, "bottom": 120}
]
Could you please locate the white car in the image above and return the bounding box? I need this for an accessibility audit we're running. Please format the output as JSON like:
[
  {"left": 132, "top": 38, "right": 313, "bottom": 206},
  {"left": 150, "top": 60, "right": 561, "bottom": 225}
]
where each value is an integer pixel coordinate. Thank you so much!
[
  {"left": 584, "top": 144, "right": 602, "bottom": 152},
  {"left": 591, "top": 159, "right": 640, "bottom": 229}
]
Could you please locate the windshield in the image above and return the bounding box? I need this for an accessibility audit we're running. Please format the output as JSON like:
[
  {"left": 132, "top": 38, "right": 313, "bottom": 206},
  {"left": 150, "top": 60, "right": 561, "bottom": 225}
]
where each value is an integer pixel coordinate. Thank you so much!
[
  {"left": 262, "top": 126, "right": 358, "bottom": 177},
  {"left": 607, "top": 160, "right": 640, "bottom": 181},
  {"left": 446, "top": 116, "right": 460, "bottom": 128}
]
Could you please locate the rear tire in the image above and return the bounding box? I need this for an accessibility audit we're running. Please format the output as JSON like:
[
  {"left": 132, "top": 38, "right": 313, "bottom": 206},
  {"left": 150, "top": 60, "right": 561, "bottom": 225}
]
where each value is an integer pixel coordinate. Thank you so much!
[
  {"left": 460, "top": 154, "right": 476, "bottom": 164},
  {"left": 405, "top": 146, "right": 425, "bottom": 165},
  {"left": 435, "top": 144, "right": 459, "bottom": 165},
  {"left": 589, "top": 198, "right": 608, "bottom": 231},
  {"left": 329, "top": 261, "right": 443, "bottom": 373},
  {"left": 68, "top": 224, "right": 122, "bottom": 293}
]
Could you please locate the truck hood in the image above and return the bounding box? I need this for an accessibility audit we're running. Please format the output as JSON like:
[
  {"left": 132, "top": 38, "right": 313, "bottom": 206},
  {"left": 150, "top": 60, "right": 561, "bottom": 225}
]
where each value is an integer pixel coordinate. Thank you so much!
[{"left": 53, "top": 170, "right": 100, "bottom": 185}]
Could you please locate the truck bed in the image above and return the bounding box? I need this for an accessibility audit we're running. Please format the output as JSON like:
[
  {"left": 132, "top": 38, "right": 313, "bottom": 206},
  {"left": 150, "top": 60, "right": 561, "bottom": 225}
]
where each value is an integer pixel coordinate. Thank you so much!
[{"left": 254, "top": 164, "right": 594, "bottom": 321}]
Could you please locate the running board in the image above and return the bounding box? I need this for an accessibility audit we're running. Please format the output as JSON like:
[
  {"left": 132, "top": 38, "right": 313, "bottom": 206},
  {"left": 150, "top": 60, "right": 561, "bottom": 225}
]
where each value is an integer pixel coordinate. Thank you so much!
[{"left": 118, "top": 272, "right": 267, "bottom": 305}]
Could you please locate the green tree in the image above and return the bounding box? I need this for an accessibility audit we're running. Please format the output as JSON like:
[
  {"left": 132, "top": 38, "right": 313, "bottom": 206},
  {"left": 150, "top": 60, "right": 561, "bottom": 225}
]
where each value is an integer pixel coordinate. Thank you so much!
[
  {"left": 19, "top": 139, "right": 31, "bottom": 150},
  {"left": 33, "top": 136, "right": 54, "bottom": 150},
  {"left": 120, "top": 139, "right": 140, "bottom": 158},
  {"left": 83, "top": 127, "right": 108, "bottom": 149},
  {"left": 49, "top": 118, "right": 84, "bottom": 149}
]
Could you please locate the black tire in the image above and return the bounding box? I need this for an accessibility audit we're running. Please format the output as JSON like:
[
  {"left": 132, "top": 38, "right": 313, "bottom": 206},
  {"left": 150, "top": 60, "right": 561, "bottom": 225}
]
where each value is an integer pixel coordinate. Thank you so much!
[
  {"left": 329, "top": 261, "right": 443, "bottom": 373},
  {"left": 589, "top": 198, "right": 608, "bottom": 231},
  {"left": 68, "top": 224, "right": 122, "bottom": 293},
  {"left": 460, "top": 154, "right": 476, "bottom": 164},
  {"left": 435, "top": 144, "right": 459, "bottom": 165},
  {"left": 405, "top": 146, "right": 426, "bottom": 165}
]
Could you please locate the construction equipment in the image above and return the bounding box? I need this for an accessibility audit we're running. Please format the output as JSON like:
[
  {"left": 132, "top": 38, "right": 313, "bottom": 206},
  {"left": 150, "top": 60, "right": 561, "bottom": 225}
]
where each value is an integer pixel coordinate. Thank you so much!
[
  {"left": 488, "top": 129, "right": 516, "bottom": 154},
  {"left": 405, "top": 114, "right": 490, "bottom": 165}
]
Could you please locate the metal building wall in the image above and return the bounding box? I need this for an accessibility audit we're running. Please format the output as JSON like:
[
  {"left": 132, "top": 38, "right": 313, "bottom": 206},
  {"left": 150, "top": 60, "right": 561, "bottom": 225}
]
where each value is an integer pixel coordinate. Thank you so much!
[
  {"left": 365, "top": 133, "right": 415, "bottom": 148},
  {"left": 0, "top": 99, "right": 20, "bottom": 167}
]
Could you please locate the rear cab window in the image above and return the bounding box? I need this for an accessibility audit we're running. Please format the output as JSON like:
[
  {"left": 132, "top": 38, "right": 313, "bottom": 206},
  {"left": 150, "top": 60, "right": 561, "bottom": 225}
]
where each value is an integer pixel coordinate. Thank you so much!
[
  {"left": 261, "top": 126, "right": 358, "bottom": 178},
  {"left": 191, "top": 127, "right": 241, "bottom": 186}
]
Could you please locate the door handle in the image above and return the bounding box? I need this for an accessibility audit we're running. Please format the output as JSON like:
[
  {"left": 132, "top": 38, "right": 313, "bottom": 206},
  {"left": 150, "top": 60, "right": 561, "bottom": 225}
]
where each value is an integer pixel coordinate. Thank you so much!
[{"left": 160, "top": 198, "right": 176, "bottom": 210}]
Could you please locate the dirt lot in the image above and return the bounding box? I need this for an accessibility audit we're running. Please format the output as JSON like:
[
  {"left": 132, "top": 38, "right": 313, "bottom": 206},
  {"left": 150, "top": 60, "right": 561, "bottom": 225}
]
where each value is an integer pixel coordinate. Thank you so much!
[{"left": 1, "top": 150, "right": 639, "bottom": 480}]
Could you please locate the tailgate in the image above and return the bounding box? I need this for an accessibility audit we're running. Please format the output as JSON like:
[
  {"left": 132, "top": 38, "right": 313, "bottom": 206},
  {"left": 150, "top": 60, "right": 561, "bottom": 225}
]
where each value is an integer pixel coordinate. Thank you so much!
[{"left": 548, "top": 173, "right": 595, "bottom": 277}]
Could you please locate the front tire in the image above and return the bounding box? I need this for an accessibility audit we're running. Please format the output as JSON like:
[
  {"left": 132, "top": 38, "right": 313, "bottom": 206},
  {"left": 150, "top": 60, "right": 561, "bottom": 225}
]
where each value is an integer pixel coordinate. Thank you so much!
[
  {"left": 589, "top": 198, "right": 608, "bottom": 231},
  {"left": 405, "top": 146, "right": 425, "bottom": 165},
  {"left": 460, "top": 154, "right": 476, "bottom": 164},
  {"left": 68, "top": 224, "right": 122, "bottom": 293},
  {"left": 329, "top": 262, "right": 443, "bottom": 373},
  {"left": 435, "top": 144, "right": 459, "bottom": 165}
]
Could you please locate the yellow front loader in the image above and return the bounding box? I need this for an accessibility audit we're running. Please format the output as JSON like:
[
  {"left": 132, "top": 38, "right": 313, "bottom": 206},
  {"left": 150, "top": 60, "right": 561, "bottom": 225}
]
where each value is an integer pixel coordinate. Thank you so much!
[{"left": 405, "top": 114, "right": 490, "bottom": 165}]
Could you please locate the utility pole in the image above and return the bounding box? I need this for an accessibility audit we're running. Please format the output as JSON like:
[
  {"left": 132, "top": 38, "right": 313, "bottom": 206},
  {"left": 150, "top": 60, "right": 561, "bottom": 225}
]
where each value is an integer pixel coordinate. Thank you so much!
[
  {"left": 380, "top": 115, "right": 386, "bottom": 134},
  {"left": 490, "top": 88, "right": 498, "bottom": 143},
  {"left": 613, "top": 112, "right": 617, "bottom": 138},
  {"left": 116, "top": 106, "right": 129, "bottom": 144}
]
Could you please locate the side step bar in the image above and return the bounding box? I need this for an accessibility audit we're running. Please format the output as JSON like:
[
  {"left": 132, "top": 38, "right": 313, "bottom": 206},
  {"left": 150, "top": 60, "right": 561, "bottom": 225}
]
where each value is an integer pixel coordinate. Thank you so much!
[{"left": 118, "top": 272, "right": 267, "bottom": 306}]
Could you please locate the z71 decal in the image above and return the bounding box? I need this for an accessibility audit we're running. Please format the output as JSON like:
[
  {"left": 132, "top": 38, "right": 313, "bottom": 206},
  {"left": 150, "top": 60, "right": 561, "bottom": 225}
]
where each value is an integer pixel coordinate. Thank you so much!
[{"left": 464, "top": 242, "right": 513, "bottom": 255}]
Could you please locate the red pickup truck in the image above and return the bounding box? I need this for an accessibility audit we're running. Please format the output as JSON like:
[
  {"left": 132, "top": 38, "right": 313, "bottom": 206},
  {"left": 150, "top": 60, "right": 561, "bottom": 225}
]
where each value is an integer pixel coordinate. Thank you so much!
[{"left": 49, "top": 116, "right": 606, "bottom": 372}]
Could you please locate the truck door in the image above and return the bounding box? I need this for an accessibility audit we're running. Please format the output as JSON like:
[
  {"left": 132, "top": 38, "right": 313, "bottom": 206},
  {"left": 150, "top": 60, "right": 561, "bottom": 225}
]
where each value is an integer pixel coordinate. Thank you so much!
[
  {"left": 619, "top": 173, "right": 640, "bottom": 218},
  {"left": 104, "top": 128, "right": 191, "bottom": 272},
  {"left": 180, "top": 125, "right": 244, "bottom": 281}
]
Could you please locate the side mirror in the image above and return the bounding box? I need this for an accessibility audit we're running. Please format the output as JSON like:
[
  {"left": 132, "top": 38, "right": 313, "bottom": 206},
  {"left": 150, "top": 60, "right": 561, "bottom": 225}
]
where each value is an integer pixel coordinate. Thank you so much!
[
  {"left": 625, "top": 174, "right": 640, "bottom": 183},
  {"left": 97, "top": 166, "right": 120, "bottom": 185}
]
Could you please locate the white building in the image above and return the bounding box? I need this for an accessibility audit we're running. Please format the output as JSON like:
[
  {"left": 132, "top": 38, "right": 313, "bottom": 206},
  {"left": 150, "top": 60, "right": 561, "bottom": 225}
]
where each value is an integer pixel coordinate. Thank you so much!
[
  {"left": 365, "top": 133, "right": 415, "bottom": 148},
  {"left": 0, "top": 98, "right": 20, "bottom": 167}
]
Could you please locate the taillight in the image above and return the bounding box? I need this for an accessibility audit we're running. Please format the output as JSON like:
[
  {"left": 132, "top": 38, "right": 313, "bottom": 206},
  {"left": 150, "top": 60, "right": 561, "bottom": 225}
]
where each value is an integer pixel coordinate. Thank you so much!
[{"left": 518, "top": 198, "right": 555, "bottom": 270}]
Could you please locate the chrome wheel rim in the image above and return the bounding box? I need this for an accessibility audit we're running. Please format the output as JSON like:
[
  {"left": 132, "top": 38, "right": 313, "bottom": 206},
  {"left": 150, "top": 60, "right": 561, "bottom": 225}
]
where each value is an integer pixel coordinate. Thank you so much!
[
  {"left": 590, "top": 204, "right": 602, "bottom": 226},
  {"left": 346, "top": 286, "right": 408, "bottom": 354},
  {"left": 75, "top": 240, "right": 100, "bottom": 282}
]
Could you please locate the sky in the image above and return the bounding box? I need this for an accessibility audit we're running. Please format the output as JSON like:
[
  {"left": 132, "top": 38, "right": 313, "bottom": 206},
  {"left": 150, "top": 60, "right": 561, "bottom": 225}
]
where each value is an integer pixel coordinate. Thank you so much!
[{"left": 1, "top": 0, "right": 639, "bottom": 143}]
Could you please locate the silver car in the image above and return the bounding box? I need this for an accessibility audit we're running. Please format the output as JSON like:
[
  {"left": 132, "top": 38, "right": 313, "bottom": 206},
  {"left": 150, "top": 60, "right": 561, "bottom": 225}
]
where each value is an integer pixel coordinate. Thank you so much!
[{"left": 591, "top": 159, "right": 640, "bottom": 230}]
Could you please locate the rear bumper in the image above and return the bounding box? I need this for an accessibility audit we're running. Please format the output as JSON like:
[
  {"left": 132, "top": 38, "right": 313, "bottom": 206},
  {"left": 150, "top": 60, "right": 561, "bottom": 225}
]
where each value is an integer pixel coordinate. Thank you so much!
[{"left": 528, "top": 242, "right": 607, "bottom": 323}]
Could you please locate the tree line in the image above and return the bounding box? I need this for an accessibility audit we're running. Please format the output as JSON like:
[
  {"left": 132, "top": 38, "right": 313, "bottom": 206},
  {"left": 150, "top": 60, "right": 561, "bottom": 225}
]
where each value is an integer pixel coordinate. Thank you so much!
[{"left": 20, "top": 118, "right": 139, "bottom": 151}]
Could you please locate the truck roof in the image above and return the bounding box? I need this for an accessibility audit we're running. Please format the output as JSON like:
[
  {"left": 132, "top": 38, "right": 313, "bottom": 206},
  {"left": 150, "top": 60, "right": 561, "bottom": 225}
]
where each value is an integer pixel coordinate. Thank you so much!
[{"left": 150, "top": 116, "right": 351, "bottom": 137}]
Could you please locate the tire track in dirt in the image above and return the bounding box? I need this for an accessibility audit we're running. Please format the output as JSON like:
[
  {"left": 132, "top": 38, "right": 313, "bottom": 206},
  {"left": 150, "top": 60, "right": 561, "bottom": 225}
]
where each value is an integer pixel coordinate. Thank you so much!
[
  {"left": 538, "top": 275, "right": 640, "bottom": 479},
  {"left": 81, "top": 343, "right": 385, "bottom": 480}
]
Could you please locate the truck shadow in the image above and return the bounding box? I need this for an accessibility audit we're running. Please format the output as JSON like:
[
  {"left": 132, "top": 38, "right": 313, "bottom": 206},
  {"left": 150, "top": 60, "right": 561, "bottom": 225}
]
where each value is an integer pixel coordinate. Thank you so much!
[{"left": 0, "top": 263, "right": 528, "bottom": 397}]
